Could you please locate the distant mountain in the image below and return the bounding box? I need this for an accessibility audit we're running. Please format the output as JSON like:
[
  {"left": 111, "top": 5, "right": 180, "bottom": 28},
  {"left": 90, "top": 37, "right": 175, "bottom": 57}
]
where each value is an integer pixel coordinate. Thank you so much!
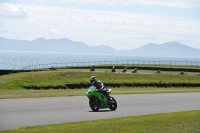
[
  {"left": 119, "top": 41, "right": 200, "bottom": 57},
  {"left": 0, "top": 37, "right": 200, "bottom": 57},
  {"left": 0, "top": 37, "right": 115, "bottom": 53}
]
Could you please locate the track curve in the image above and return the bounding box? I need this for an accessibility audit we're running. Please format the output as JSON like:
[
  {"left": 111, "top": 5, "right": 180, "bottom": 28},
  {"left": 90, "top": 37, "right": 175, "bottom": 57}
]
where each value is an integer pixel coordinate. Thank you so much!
[{"left": 0, "top": 92, "right": 200, "bottom": 131}]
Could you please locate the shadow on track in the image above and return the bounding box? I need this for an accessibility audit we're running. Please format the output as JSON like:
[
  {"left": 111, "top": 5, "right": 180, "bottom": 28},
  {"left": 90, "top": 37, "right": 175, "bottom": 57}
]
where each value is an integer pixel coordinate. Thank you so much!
[{"left": 88, "top": 109, "right": 116, "bottom": 112}]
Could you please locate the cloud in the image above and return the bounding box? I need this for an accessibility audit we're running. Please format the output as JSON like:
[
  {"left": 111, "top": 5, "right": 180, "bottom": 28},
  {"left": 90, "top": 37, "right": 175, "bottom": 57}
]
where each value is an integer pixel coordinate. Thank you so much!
[
  {"left": 101, "top": 33, "right": 145, "bottom": 40},
  {"left": 5, "top": 0, "right": 200, "bottom": 9},
  {"left": 50, "top": 28, "right": 60, "bottom": 34},
  {"left": 1, "top": 3, "right": 199, "bottom": 34},
  {"left": 0, "top": 3, "right": 27, "bottom": 18},
  {"left": 25, "top": 0, "right": 200, "bottom": 8},
  {"left": 1, "top": 2, "right": 199, "bottom": 50},
  {"left": 0, "top": 28, "right": 7, "bottom": 32},
  {"left": 158, "top": 35, "right": 179, "bottom": 40},
  {"left": 118, "top": 0, "right": 200, "bottom": 8}
]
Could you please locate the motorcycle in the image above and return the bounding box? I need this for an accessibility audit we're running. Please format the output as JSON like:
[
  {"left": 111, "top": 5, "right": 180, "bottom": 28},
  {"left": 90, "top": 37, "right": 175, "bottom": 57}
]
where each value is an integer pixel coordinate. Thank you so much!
[{"left": 86, "top": 86, "right": 117, "bottom": 112}]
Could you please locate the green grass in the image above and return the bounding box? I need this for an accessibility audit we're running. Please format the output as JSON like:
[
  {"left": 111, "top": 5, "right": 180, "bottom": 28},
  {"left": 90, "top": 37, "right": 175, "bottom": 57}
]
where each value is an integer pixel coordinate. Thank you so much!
[
  {"left": 1, "top": 87, "right": 200, "bottom": 99},
  {"left": 100, "top": 64, "right": 200, "bottom": 69},
  {"left": 0, "top": 70, "right": 199, "bottom": 99},
  {"left": 1, "top": 110, "right": 200, "bottom": 133},
  {"left": 0, "top": 71, "right": 200, "bottom": 90}
]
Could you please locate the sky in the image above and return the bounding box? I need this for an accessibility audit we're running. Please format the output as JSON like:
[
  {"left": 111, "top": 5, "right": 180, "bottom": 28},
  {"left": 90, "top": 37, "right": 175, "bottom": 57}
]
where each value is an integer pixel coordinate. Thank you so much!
[{"left": 0, "top": 0, "right": 200, "bottom": 50}]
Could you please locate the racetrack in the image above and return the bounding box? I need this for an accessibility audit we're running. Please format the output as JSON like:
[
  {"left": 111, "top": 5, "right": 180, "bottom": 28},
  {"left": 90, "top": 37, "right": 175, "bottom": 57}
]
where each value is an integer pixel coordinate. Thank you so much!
[{"left": 0, "top": 92, "right": 200, "bottom": 131}]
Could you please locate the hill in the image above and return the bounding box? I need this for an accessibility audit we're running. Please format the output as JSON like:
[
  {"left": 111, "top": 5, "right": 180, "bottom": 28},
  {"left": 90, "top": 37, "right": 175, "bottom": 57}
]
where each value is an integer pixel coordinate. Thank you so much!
[
  {"left": 0, "top": 37, "right": 115, "bottom": 53},
  {"left": 0, "top": 37, "right": 200, "bottom": 57},
  {"left": 119, "top": 41, "right": 200, "bottom": 57}
]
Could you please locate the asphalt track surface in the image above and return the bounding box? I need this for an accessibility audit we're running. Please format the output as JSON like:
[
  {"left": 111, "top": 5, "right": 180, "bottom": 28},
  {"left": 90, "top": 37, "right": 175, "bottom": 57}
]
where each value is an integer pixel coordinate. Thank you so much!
[{"left": 0, "top": 92, "right": 200, "bottom": 131}]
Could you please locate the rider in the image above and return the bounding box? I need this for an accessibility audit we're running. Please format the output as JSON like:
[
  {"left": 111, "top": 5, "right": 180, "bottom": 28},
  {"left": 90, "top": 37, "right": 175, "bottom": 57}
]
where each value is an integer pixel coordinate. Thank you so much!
[{"left": 90, "top": 76, "right": 110, "bottom": 102}]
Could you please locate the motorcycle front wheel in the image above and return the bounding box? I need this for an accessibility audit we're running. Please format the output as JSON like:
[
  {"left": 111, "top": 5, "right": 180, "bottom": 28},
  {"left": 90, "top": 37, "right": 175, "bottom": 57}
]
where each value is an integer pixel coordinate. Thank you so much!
[
  {"left": 109, "top": 96, "right": 117, "bottom": 111},
  {"left": 89, "top": 97, "right": 100, "bottom": 112}
]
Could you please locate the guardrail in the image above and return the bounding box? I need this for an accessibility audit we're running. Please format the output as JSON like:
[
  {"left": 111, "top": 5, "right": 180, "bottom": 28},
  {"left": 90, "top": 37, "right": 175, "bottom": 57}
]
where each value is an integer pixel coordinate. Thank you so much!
[{"left": 22, "top": 60, "right": 200, "bottom": 70}]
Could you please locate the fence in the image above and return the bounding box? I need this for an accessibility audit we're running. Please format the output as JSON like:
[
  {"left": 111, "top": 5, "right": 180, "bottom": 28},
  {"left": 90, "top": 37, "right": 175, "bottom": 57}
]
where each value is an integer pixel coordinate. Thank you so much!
[{"left": 22, "top": 60, "right": 200, "bottom": 70}]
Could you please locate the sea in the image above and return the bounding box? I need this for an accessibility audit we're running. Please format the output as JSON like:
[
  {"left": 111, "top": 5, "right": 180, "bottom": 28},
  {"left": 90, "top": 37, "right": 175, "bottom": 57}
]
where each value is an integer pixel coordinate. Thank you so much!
[{"left": 0, "top": 50, "right": 200, "bottom": 70}]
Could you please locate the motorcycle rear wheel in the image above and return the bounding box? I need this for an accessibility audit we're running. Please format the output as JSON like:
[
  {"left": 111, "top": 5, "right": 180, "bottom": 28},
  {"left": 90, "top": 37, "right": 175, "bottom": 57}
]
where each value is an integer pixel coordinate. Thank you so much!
[{"left": 89, "top": 97, "right": 100, "bottom": 112}]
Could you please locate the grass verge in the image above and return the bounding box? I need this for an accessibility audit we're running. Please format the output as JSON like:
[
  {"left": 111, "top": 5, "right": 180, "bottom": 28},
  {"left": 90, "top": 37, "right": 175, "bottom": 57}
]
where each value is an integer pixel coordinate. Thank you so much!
[
  {"left": 0, "top": 71, "right": 200, "bottom": 89},
  {"left": 1, "top": 87, "right": 200, "bottom": 99},
  {"left": 1, "top": 110, "right": 200, "bottom": 133}
]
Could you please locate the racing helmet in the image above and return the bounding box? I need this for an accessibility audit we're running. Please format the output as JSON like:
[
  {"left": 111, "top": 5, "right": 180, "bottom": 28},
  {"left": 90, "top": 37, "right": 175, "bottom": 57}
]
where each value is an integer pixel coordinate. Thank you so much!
[{"left": 90, "top": 76, "right": 97, "bottom": 84}]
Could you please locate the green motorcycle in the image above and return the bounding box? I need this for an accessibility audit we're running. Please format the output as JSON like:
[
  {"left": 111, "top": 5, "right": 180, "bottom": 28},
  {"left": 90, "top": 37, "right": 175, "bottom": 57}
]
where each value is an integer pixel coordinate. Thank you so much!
[{"left": 86, "top": 86, "right": 117, "bottom": 112}]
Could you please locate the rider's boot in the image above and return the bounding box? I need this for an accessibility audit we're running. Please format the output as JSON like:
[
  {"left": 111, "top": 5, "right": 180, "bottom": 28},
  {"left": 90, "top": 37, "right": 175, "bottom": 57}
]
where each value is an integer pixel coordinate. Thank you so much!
[
  {"left": 104, "top": 98, "right": 107, "bottom": 102},
  {"left": 104, "top": 95, "right": 110, "bottom": 103}
]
